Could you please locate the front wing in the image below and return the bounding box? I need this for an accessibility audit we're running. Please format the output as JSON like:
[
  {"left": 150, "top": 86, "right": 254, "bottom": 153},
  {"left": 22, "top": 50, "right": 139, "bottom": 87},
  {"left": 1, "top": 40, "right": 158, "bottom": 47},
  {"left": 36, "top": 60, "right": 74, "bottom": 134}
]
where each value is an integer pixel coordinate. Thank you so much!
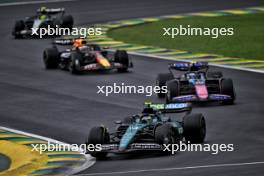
[
  {"left": 81, "top": 62, "right": 129, "bottom": 71},
  {"left": 172, "top": 94, "right": 232, "bottom": 102},
  {"left": 87, "top": 143, "right": 162, "bottom": 153}
]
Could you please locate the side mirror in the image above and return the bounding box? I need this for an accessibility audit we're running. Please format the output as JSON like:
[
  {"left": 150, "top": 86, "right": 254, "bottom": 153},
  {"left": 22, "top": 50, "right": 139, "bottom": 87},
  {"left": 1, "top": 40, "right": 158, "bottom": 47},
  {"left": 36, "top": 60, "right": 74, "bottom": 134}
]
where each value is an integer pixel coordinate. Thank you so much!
[{"left": 115, "top": 120, "right": 122, "bottom": 124}]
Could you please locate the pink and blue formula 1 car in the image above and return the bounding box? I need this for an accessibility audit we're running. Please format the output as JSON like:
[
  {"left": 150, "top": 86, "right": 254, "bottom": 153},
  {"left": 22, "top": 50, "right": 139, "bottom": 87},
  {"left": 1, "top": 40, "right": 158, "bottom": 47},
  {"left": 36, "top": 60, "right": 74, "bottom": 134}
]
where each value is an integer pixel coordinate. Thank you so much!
[{"left": 156, "top": 62, "right": 236, "bottom": 104}]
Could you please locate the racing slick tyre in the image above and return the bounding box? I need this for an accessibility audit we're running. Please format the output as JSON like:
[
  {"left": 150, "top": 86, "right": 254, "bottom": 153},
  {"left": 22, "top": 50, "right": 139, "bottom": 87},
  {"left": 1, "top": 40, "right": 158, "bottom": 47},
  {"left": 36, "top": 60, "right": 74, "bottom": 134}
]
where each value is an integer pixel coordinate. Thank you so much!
[
  {"left": 69, "top": 52, "right": 82, "bottom": 74},
  {"left": 221, "top": 78, "right": 235, "bottom": 105},
  {"left": 61, "top": 15, "right": 74, "bottom": 29},
  {"left": 122, "top": 117, "right": 134, "bottom": 125},
  {"left": 155, "top": 124, "right": 179, "bottom": 145},
  {"left": 183, "top": 113, "right": 206, "bottom": 143},
  {"left": 207, "top": 71, "right": 223, "bottom": 79},
  {"left": 43, "top": 48, "right": 59, "bottom": 69},
  {"left": 13, "top": 20, "right": 25, "bottom": 39},
  {"left": 87, "top": 126, "right": 110, "bottom": 158},
  {"left": 166, "top": 80, "right": 179, "bottom": 103},
  {"left": 114, "top": 50, "right": 129, "bottom": 72},
  {"left": 156, "top": 73, "right": 174, "bottom": 98}
]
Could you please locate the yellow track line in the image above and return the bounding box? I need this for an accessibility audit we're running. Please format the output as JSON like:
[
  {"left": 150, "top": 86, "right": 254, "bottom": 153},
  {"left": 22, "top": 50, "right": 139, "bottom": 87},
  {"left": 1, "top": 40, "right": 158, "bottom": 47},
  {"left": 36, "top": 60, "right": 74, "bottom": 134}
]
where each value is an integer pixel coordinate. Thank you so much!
[
  {"left": 0, "top": 134, "right": 27, "bottom": 138},
  {"left": 191, "top": 12, "right": 222, "bottom": 17},
  {"left": 45, "top": 151, "right": 81, "bottom": 155},
  {"left": 15, "top": 141, "right": 48, "bottom": 145},
  {"left": 48, "top": 157, "right": 83, "bottom": 162},
  {"left": 221, "top": 10, "right": 250, "bottom": 14},
  {"left": 124, "top": 46, "right": 151, "bottom": 51},
  {"left": 155, "top": 51, "right": 188, "bottom": 55}
]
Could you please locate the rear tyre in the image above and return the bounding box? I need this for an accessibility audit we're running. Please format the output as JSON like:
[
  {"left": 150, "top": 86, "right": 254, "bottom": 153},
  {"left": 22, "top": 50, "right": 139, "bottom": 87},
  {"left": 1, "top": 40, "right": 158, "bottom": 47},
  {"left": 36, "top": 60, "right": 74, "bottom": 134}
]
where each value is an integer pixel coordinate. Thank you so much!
[
  {"left": 13, "top": 20, "right": 25, "bottom": 39},
  {"left": 207, "top": 71, "right": 223, "bottom": 79},
  {"left": 43, "top": 48, "right": 59, "bottom": 69},
  {"left": 114, "top": 50, "right": 129, "bottom": 72},
  {"left": 69, "top": 52, "right": 82, "bottom": 74},
  {"left": 221, "top": 78, "right": 235, "bottom": 105},
  {"left": 155, "top": 124, "right": 179, "bottom": 145},
  {"left": 166, "top": 80, "right": 179, "bottom": 103},
  {"left": 183, "top": 113, "right": 206, "bottom": 143},
  {"left": 156, "top": 73, "right": 174, "bottom": 98},
  {"left": 61, "top": 15, "right": 74, "bottom": 29},
  {"left": 87, "top": 126, "right": 110, "bottom": 158}
]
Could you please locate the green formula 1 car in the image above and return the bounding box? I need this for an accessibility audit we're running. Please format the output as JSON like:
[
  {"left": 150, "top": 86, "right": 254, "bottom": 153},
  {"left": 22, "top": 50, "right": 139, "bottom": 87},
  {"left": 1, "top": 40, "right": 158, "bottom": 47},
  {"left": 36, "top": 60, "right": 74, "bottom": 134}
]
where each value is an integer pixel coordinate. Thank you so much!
[{"left": 86, "top": 102, "right": 206, "bottom": 158}]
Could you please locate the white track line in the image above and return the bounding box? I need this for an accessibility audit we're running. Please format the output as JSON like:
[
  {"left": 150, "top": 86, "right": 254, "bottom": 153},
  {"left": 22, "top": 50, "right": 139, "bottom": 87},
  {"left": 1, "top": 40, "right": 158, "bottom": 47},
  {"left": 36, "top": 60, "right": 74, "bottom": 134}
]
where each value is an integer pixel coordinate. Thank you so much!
[
  {"left": 76, "top": 161, "right": 264, "bottom": 176},
  {"left": 0, "top": 0, "right": 77, "bottom": 7},
  {"left": 0, "top": 126, "right": 95, "bottom": 176}
]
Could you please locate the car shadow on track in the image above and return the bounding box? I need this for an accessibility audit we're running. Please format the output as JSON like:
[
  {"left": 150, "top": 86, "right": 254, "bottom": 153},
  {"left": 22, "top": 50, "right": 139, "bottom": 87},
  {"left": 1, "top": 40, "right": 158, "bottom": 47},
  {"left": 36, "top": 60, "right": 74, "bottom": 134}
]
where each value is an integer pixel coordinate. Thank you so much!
[{"left": 97, "top": 151, "right": 172, "bottom": 161}]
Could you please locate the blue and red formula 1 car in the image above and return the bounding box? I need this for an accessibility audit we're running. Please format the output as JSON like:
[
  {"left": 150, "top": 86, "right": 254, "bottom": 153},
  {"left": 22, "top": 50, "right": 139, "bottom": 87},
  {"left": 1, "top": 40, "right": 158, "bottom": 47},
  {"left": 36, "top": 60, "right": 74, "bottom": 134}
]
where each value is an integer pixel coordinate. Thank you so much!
[
  {"left": 43, "top": 38, "right": 132, "bottom": 74},
  {"left": 156, "top": 62, "right": 236, "bottom": 104}
]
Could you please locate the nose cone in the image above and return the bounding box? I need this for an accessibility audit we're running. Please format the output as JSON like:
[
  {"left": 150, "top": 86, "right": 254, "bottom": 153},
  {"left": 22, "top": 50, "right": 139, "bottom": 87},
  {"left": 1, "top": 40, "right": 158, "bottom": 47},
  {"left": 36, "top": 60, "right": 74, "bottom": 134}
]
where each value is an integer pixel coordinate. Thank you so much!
[
  {"left": 119, "top": 124, "right": 145, "bottom": 151},
  {"left": 195, "top": 84, "right": 208, "bottom": 100},
  {"left": 96, "top": 52, "right": 111, "bottom": 68}
]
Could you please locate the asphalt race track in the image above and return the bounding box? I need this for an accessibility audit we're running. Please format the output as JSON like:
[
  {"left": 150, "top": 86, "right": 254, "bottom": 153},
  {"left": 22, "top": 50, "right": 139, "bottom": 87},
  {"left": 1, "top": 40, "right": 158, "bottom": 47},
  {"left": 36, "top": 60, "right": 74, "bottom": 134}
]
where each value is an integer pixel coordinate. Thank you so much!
[{"left": 1, "top": 0, "right": 264, "bottom": 175}]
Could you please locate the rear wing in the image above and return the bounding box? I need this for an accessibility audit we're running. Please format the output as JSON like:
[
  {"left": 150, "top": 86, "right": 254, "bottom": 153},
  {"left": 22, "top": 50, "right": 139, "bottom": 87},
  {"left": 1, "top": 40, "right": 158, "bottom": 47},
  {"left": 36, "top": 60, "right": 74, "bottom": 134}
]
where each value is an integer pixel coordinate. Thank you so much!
[
  {"left": 169, "top": 62, "right": 190, "bottom": 71},
  {"left": 52, "top": 38, "right": 88, "bottom": 46},
  {"left": 52, "top": 39, "right": 74, "bottom": 45},
  {"left": 37, "top": 8, "right": 65, "bottom": 14},
  {"left": 144, "top": 102, "right": 192, "bottom": 113},
  {"left": 169, "top": 62, "right": 208, "bottom": 72}
]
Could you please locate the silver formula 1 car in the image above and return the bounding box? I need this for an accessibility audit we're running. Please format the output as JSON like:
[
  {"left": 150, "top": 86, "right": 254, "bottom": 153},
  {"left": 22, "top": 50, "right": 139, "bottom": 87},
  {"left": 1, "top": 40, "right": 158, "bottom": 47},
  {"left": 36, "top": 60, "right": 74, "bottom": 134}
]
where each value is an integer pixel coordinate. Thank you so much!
[{"left": 12, "top": 7, "right": 73, "bottom": 38}]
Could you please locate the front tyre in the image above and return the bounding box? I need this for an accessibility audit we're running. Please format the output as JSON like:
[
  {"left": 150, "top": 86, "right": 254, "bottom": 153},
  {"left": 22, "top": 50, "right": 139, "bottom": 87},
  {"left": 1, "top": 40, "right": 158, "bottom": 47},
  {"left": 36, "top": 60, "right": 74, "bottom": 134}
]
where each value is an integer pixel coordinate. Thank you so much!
[
  {"left": 114, "top": 50, "right": 129, "bottom": 72},
  {"left": 69, "top": 52, "right": 82, "bottom": 74},
  {"left": 87, "top": 126, "right": 110, "bottom": 158},
  {"left": 155, "top": 124, "right": 179, "bottom": 145},
  {"left": 13, "top": 20, "right": 25, "bottom": 39},
  {"left": 183, "top": 113, "right": 206, "bottom": 143},
  {"left": 43, "top": 48, "right": 59, "bottom": 69},
  {"left": 221, "top": 78, "right": 235, "bottom": 105}
]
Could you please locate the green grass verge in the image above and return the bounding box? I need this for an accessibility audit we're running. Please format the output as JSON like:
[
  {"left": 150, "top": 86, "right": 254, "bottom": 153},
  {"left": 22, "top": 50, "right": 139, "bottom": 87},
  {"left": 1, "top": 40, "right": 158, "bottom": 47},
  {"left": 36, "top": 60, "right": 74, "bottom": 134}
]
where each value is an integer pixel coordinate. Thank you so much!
[{"left": 109, "top": 13, "right": 264, "bottom": 60}]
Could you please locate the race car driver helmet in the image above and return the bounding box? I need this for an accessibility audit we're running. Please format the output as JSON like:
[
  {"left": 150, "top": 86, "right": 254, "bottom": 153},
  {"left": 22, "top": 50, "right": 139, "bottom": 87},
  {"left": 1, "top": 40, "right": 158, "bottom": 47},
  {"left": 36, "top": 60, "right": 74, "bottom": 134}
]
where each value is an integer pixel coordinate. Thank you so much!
[
  {"left": 141, "top": 115, "right": 153, "bottom": 124},
  {"left": 40, "top": 7, "right": 47, "bottom": 14},
  {"left": 39, "top": 7, "right": 48, "bottom": 20},
  {"left": 74, "top": 39, "right": 87, "bottom": 48}
]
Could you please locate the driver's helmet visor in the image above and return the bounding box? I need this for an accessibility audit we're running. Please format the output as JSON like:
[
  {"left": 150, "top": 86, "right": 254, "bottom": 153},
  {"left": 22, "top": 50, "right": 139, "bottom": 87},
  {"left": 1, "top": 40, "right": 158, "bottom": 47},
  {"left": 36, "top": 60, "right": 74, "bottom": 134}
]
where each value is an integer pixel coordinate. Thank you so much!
[
  {"left": 141, "top": 116, "right": 152, "bottom": 123},
  {"left": 188, "top": 73, "right": 196, "bottom": 79}
]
